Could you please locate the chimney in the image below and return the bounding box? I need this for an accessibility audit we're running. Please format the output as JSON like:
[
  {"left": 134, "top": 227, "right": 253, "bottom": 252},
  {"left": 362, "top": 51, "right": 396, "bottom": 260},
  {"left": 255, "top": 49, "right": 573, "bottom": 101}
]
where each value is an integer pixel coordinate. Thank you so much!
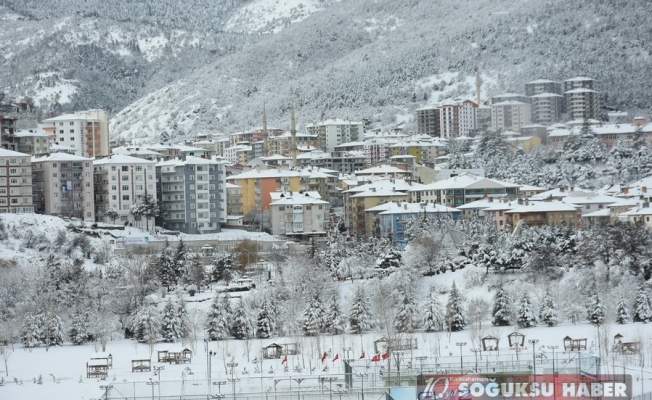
[
  {"left": 644, "top": 202, "right": 650, "bottom": 209},
  {"left": 517, "top": 198, "right": 523, "bottom": 205},
  {"left": 488, "top": 197, "right": 494, "bottom": 203},
  {"left": 634, "top": 116, "right": 647, "bottom": 126},
  {"left": 403, "top": 203, "right": 407, "bottom": 210},
  {"left": 623, "top": 187, "right": 629, "bottom": 195},
  {"left": 643, "top": 187, "right": 647, "bottom": 193}
]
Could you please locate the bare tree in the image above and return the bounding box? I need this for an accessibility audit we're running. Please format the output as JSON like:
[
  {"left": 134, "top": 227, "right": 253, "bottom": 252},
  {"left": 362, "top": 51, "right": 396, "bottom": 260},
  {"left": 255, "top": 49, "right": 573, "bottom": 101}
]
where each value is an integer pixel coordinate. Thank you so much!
[{"left": 0, "top": 344, "right": 11, "bottom": 377}]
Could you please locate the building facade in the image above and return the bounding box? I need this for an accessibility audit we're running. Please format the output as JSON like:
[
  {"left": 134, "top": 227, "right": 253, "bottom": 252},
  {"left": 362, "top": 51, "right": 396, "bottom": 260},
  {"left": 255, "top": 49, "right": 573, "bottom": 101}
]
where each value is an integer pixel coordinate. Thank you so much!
[
  {"left": 306, "top": 119, "right": 364, "bottom": 153},
  {"left": 156, "top": 156, "right": 226, "bottom": 234},
  {"left": 524, "top": 79, "right": 562, "bottom": 97},
  {"left": 439, "top": 100, "right": 478, "bottom": 138},
  {"left": 43, "top": 110, "right": 110, "bottom": 157},
  {"left": 228, "top": 168, "right": 301, "bottom": 215},
  {"left": 529, "top": 93, "right": 564, "bottom": 125},
  {"left": 491, "top": 101, "right": 532, "bottom": 132},
  {"left": 0, "top": 149, "right": 33, "bottom": 213},
  {"left": 269, "top": 191, "right": 329, "bottom": 237},
  {"left": 415, "top": 106, "right": 441, "bottom": 137},
  {"left": 93, "top": 155, "right": 157, "bottom": 228},
  {"left": 32, "top": 153, "right": 94, "bottom": 220}
]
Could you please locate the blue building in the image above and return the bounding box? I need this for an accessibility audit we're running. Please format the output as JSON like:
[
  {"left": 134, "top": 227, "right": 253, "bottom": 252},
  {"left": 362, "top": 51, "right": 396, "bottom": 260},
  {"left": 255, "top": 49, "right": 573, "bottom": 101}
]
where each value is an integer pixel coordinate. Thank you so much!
[{"left": 375, "top": 201, "right": 460, "bottom": 246}]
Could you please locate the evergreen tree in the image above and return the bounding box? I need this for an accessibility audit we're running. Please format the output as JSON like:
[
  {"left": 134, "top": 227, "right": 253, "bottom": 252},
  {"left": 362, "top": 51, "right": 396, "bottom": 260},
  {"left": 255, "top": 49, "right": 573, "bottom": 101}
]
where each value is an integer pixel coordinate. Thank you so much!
[
  {"left": 324, "top": 293, "right": 345, "bottom": 335},
  {"left": 172, "top": 239, "right": 187, "bottom": 280},
  {"left": 516, "top": 293, "right": 537, "bottom": 328},
  {"left": 161, "top": 298, "right": 182, "bottom": 342},
  {"left": 177, "top": 300, "right": 190, "bottom": 340},
  {"left": 211, "top": 253, "right": 239, "bottom": 284},
  {"left": 231, "top": 299, "right": 252, "bottom": 340},
  {"left": 20, "top": 312, "right": 41, "bottom": 348},
  {"left": 491, "top": 286, "right": 512, "bottom": 326},
  {"left": 69, "top": 309, "right": 89, "bottom": 345},
  {"left": 131, "top": 305, "right": 160, "bottom": 344},
  {"left": 43, "top": 312, "right": 64, "bottom": 348},
  {"left": 539, "top": 289, "right": 558, "bottom": 327},
  {"left": 422, "top": 291, "right": 445, "bottom": 332},
  {"left": 302, "top": 293, "right": 325, "bottom": 336},
  {"left": 615, "top": 296, "right": 630, "bottom": 324},
  {"left": 157, "top": 240, "right": 176, "bottom": 290},
  {"left": 633, "top": 285, "right": 652, "bottom": 323},
  {"left": 586, "top": 284, "right": 605, "bottom": 326},
  {"left": 349, "top": 285, "right": 372, "bottom": 334},
  {"left": 445, "top": 281, "right": 466, "bottom": 331},
  {"left": 206, "top": 294, "right": 230, "bottom": 340},
  {"left": 394, "top": 293, "right": 418, "bottom": 333},
  {"left": 256, "top": 300, "right": 273, "bottom": 339}
]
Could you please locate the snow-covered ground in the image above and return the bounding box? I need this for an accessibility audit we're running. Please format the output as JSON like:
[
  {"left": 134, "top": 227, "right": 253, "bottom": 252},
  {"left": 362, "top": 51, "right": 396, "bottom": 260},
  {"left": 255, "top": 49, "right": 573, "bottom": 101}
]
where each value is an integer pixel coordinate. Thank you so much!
[{"left": 2, "top": 268, "right": 651, "bottom": 399}]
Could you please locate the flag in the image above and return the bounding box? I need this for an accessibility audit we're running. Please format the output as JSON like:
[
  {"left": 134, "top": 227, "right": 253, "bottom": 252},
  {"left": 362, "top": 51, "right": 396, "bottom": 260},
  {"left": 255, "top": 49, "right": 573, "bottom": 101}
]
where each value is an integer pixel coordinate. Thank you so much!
[
  {"left": 321, "top": 352, "right": 327, "bottom": 363},
  {"left": 371, "top": 354, "right": 381, "bottom": 362},
  {"left": 281, "top": 355, "right": 288, "bottom": 365},
  {"left": 332, "top": 353, "right": 339, "bottom": 362},
  {"left": 359, "top": 351, "right": 365, "bottom": 359},
  {"left": 381, "top": 352, "right": 389, "bottom": 360}
]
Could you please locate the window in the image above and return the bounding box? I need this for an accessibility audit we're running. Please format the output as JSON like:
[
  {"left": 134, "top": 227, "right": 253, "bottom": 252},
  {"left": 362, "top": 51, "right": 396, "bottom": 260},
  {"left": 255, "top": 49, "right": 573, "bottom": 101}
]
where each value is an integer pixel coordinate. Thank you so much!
[
  {"left": 306, "top": 206, "right": 311, "bottom": 210},
  {"left": 122, "top": 185, "right": 129, "bottom": 191},
  {"left": 122, "top": 195, "right": 130, "bottom": 201},
  {"left": 70, "top": 129, "right": 74, "bottom": 133},
  {"left": 53, "top": 173, "right": 58, "bottom": 178},
  {"left": 135, "top": 166, "right": 143, "bottom": 171},
  {"left": 122, "top": 166, "right": 129, "bottom": 172},
  {"left": 122, "top": 175, "right": 129, "bottom": 181},
  {"left": 70, "top": 122, "right": 74, "bottom": 126},
  {"left": 111, "top": 185, "right": 117, "bottom": 190}
]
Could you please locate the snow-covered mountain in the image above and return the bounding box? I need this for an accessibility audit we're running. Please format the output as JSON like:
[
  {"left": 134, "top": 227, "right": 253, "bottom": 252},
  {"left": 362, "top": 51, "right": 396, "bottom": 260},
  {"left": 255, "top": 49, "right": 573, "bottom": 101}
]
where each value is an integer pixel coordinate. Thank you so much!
[{"left": 2, "top": 0, "right": 651, "bottom": 143}]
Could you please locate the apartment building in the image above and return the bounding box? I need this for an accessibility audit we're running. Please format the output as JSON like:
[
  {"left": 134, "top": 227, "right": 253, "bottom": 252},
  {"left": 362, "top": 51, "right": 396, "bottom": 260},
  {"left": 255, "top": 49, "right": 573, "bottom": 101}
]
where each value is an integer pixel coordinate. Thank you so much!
[
  {"left": 32, "top": 153, "right": 94, "bottom": 220},
  {"left": 306, "top": 119, "right": 364, "bottom": 153},
  {"left": 0, "top": 148, "right": 33, "bottom": 214},
  {"left": 491, "top": 101, "right": 532, "bottom": 132},
  {"left": 228, "top": 168, "right": 301, "bottom": 215},
  {"left": 491, "top": 93, "right": 530, "bottom": 104},
  {"left": 564, "top": 88, "right": 600, "bottom": 120},
  {"left": 415, "top": 105, "right": 440, "bottom": 137},
  {"left": 269, "top": 191, "right": 329, "bottom": 237},
  {"left": 155, "top": 156, "right": 226, "bottom": 234},
  {"left": 226, "top": 182, "right": 243, "bottom": 217},
  {"left": 298, "top": 167, "right": 340, "bottom": 208},
  {"left": 408, "top": 173, "right": 520, "bottom": 206},
  {"left": 529, "top": 93, "right": 564, "bottom": 125},
  {"left": 93, "top": 155, "right": 157, "bottom": 227},
  {"left": 525, "top": 79, "right": 562, "bottom": 97},
  {"left": 0, "top": 115, "right": 17, "bottom": 151},
  {"left": 439, "top": 100, "right": 478, "bottom": 138},
  {"left": 223, "top": 144, "right": 253, "bottom": 165},
  {"left": 43, "top": 110, "right": 110, "bottom": 157},
  {"left": 270, "top": 132, "right": 320, "bottom": 158}
]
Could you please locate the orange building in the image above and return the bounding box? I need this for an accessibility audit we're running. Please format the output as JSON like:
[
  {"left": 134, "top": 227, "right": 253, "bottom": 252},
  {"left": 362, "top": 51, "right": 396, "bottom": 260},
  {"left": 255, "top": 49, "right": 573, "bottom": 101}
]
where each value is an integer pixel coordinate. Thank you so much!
[{"left": 228, "top": 168, "right": 301, "bottom": 215}]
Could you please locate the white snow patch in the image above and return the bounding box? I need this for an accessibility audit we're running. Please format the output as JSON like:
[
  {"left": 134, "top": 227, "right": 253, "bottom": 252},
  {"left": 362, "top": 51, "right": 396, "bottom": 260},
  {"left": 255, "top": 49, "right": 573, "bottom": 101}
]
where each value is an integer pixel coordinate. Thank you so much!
[{"left": 225, "top": 0, "right": 334, "bottom": 34}]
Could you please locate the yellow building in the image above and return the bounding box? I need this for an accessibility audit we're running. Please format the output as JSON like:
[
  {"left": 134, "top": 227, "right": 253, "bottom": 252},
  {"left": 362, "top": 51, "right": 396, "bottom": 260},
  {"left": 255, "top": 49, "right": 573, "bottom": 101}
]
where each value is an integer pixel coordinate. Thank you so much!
[
  {"left": 228, "top": 169, "right": 301, "bottom": 215},
  {"left": 390, "top": 143, "right": 423, "bottom": 163},
  {"left": 506, "top": 135, "right": 542, "bottom": 151}
]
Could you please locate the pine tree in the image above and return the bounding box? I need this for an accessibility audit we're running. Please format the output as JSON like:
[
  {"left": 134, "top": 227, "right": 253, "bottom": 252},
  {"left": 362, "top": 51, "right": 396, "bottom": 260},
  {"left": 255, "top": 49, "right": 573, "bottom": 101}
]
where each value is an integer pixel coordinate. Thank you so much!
[
  {"left": 633, "top": 285, "right": 652, "bottom": 323},
  {"left": 302, "top": 293, "right": 324, "bottom": 336},
  {"left": 445, "top": 281, "right": 466, "bottom": 331},
  {"left": 231, "top": 299, "right": 252, "bottom": 340},
  {"left": 491, "top": 287, "right": 512, "bottom": 326},
  {"left": 206, "top": 294, "right": 230, "bottom": 340},
  {"left": 211, "top": 253, "right": 239, "bottom": 284},
  {"left": 349, "top": 285, "right": 372, "bottom": 334},
  {"left": 20, "top": 312, "right": 41, "bottom": 348},
  {"left": 69, "top": 309, "right": 89, "bottom": 345},
  {"left": 177, "top": 301, "right": 190, "bottom": 340},
  {"left": 157, "top": 240, "right": 176, "bottom": 290},
  {"left": 517, "top": 293, "right": 537, "bottom": 328},
  {"left": 422, "top": 291, "right": 445, "bottom": 332},
  {"left": 132, "top": 305, "right": 160, "bottom": 344},
  {"left": 256, "top": 300, "right": 273, "bottom": 339},
  {"left": 539, "top": 289, "right": 558, "bottom": 327},
  {"left": 172, "top": 239, "right": 187, "bottom": 280},
  {"left": 43, "top": 312, "right": 64, "bottom": 348},
  {"left": 615, "top": 296, "right": 630, "bottom": 324},
  {"left": 324, "top": 293, "right": 345, "bottom": 335},
  {"left": 394, "top": 293, "right": 418, "bottom": 333},
  {"left": 586, "top": 285, "right": 605, "bottom": 326},
  {"left": 161, "top": 298, "right": 182, "bottom": 342}
]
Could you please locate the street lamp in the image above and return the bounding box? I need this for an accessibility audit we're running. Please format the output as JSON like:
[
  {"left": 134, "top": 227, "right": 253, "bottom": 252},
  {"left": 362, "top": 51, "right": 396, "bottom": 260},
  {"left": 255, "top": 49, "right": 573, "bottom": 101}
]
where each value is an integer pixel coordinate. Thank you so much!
[
  {"left": 470, "top": 348, "right": 482, "bottom": 372},
  {"left": 146, "top": 379, "right": 159, "bottom": 400},
  {"left": 227, "top": 362, "right": 239, "bottom": 395},
  {"left": 213, "top": 380, "right": 227, "bottom": 395},
  {"left": 99, "top": 384, "right": 113, "bottom": 400},
  {"left": 355, "top": 372, "right": 368, "bottom": 400},
  {"left": 546, "top": 345, "right": 559, "bottom": 375},
  {"left": 153, "top": 365, "right": 165, "bottom": 376},
  {"left": 456, "top": 342, "right": 467, "bottom": 371},
  {"left": 528, "top": 339, "right": 539, "bottom": 375}
]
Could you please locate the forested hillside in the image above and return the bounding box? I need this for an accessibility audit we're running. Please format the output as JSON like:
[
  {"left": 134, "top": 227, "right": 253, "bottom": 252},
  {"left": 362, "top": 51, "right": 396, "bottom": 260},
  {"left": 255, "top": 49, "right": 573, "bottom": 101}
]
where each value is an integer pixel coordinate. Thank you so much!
[{"left": 110, "top": 0, "right": 652, "bottom": 142}]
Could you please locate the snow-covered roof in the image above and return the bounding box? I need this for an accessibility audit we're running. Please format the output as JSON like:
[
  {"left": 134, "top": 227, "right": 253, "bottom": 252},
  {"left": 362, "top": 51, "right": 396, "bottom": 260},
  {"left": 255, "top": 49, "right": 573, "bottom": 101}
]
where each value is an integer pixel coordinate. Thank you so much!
[
  {"left": 350, "top": 188, "right": 410, "bottom": 198},
  {"left": 262, "top": 154, "right": 291, "bottom": 161},
  {"left": 456, "top": 198, "right": 504, "bottom": 210},
  {"left": 530, "top": 92, "right": 563, "bottom": 98},
  {"left": 334, "top": 141, "right": 364, "bottom": 148},
  {"left": 33, "top": 153, "right": 92, "bottom": 162},
  {"left": 269, "top": 191, "right": 329, "bottom": 206},
  {"left": 505, "top": 201, "right": 578, "bottom": 214},
  {"left": 225, "top": 182, "right": 240, "bottom": 189},
  {"left": 530, "top": 187, "right": 593, "bottom": 200},
  {"left": 519, "top": 184, "right": 547, "bottom": 192},
  {"left": 344, "top": 179, "right": 421, "bottom": 194},
  {"left": 354, "top": 165, "right": 408, "bottom": 175},
  {"left": 14, "top": 129, "right": 51, "bottom": 137},
  {"left": 93, "top": 154, "right": 156, "bottom": 165},
  {"left": 0, "top": 148, "right": 30, "bottom": 157},
  {"left": 305, "top": 119, "right": 363, "bottom": 127},
  {"left": 564, "top": 76, "right": 594, "bottom": 82},
  {"left": 582, "top": 209, "right": 611, "bottom": 218},
  {"left": 112, "top": 146, "right": 162, "bottom": 156},
  {"left": 526, "top": 79, "right": 558, "bottom": 84},
  {"left": 229, "top": 169, "right": 300, "bottom": 179},
  {"left": 375, "top": 202, "right": 459, "bottom": 215},
  {"left": 561, "top": 194, "right": 621, "bottom": 205},
  {"left": 564, "top": 88, "right": 598, "bottom": 94},
  {"left": 156, "top": 156, "right": 219, "bottom": 167},
  {"left": 43, "top": 114, "right": 88, "bottom": 122},
  {"left": 492, "top": 100, "right": 529, "bottom": 106},
  {"left": 619, "top": 206, "right": 652, "bottom": 216},
  {"left": 410, "top": 173, "right": 520, "bottom": 191}
]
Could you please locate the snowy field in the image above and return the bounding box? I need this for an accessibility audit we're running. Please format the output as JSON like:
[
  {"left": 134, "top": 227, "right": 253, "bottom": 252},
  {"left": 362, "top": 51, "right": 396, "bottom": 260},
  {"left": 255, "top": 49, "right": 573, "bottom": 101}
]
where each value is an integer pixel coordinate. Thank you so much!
[{"left": 2, "top": 269, "right": 652, "bottom": 400}]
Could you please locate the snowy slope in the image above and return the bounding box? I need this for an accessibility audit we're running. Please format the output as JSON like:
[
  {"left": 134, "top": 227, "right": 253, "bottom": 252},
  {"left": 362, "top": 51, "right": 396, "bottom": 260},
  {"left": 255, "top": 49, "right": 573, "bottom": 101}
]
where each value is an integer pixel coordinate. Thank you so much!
[{"left": 225, "top": 0, "right": 338, "bottom": 34}]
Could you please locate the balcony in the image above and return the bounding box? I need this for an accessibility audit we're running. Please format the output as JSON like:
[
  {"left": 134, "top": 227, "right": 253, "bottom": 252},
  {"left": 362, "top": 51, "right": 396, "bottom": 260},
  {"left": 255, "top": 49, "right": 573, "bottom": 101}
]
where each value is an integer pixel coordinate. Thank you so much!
[
  {"left": 42, "top": 126, "right": 56, "bottom": 131},
  {"left": 85, "top": 148, "right": 101, "bottom": 154},
  {"left": 85, "top": 133, "right": 101, "bottom": 139},
  {"left": 84, "top": 125, "right": 100, "bottom": 131}
]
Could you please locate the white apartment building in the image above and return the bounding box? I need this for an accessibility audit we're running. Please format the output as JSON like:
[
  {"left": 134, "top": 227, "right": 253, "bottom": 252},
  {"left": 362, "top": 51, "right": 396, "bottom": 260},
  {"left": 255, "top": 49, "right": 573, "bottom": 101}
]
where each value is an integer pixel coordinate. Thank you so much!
[
  {"left": 43, "top": 109, "right": 110, "bottom": 158},
  {"left": 32, "top": 153, "right": 95, "bottom": 220},
  {"left": 15, "top": 128, "right": 51, "bottom": 155},
  {"left": 93, "top": 154, "right": 157, "bottom": 227},
  {"left": 223, "top": 144, "right": 253, "bottom": 164},
  {"left": 306, "top": 119, "right": 364, "bottom": 153},
  {"left": 439, "top": 100, "right": 478, "bottom": 138},
  {"left": 156, "top": 156, "right": 226, "bottom": 234},
  {"left": 491, "top": 101, "right": 532, "bottom": 132},
  {"left": 269, "top": 191, "right": 329, "bottom": 237},
  {"left": 0, "top": 148, "right": 33, "bottom": 214}
]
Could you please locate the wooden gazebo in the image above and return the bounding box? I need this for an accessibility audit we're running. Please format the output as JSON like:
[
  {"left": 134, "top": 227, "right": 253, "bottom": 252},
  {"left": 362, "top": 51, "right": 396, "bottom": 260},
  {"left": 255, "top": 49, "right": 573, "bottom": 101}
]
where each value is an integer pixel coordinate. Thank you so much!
[
  {"left": 262, "top": 343, "right": 284, "bottom": 359},
  {"left": 131, "top": 359, "right": 151, "bottom": 372},
  {"left": 563, "top": 336, "right": 587, "bottom": 351},
  {"left": 158, "top": 348, "right": 192, "bottom": 364},
  {"left": 90, "top": 352, "right": 113, "bottom": 368},
  {"left": 86, "top": 360, "right": 109, "bottom": 379},
  {"left": 373, "top": 337, "right": 418, "bottom": 354}
]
